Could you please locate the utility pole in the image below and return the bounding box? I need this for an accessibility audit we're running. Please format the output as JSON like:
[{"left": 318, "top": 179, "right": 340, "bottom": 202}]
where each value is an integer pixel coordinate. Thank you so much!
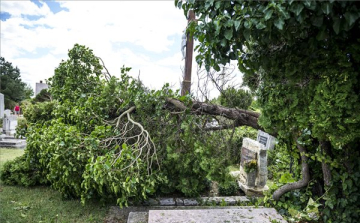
[{"left": 181, "top": 10, "right": 195, "bottom": 96}]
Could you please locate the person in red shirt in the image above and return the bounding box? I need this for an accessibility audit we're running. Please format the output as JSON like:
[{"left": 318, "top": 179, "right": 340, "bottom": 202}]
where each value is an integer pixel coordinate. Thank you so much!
[{"left": 14, "top": 104, "right": 20, "bottom": 116}]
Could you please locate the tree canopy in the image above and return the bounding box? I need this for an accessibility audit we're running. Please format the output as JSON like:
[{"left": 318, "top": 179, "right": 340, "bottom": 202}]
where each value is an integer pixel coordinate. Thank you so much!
[
  {"left": 178, "top": 0, "right": 360, "bottom": 222},
  {"left": 0, "top": 57, "right": 33, "bottom": 108}
]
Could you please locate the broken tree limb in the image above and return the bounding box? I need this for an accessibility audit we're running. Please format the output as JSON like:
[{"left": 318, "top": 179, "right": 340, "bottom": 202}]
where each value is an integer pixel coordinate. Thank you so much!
[
  {"left": 273, "top": 142, "right": 311, "bottom": 200},
  {"left": 165, "top": 98, "right": 263, "bottom": 131}
]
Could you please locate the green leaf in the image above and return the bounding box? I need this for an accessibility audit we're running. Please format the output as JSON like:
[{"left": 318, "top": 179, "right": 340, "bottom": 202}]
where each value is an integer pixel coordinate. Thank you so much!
[
  {"left": 316, "top": 27, "right": 327, "bottom": 41},
  {"left": 264, "top": 9, "right": 273, "bottom": 21},
  {"left": 213, "top": 63, "right": 220, "bottom": 72},
  {"left": 321, "top": 2, "right": 332, "bottom": 15},
  {"left": 290, "top": 3, "right": 304, "bottom": 16},
  {"left": 215, "top": 1, "right": 221, "bottom": 10},
  {"left": 243, "top": 29, "right": 251, "bottom": 42},
  {"left": 344, "top": 12, "right": 359, "bottom": 27},
  {"left": 274, "top": 18, "right": 284, "bottom": 30},
  {"left": 220, "top": 39, "right": 227, "bottom": 47},
  {"left": 224, "top": 29, "right": 233, "bottom": 40},
  {"left": 333, "top": 17, "right": 341, "bottom": 34},
  {"left": 244, "top": 20, "right": 251, "bottom": 29},
  {"left": 256, "top": 21, "right": 266, "bottom": 30},
  {"left": 234, "top": 20, "right": 241, "bottom": 31}
]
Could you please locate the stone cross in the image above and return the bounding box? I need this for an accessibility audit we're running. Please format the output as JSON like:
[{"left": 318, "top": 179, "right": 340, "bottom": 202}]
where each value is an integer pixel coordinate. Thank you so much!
[{"left": 238, "top": 137, "right": 269, "bottom": 196}]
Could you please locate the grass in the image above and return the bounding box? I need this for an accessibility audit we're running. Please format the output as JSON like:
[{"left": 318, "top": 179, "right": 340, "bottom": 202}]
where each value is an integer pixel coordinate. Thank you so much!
[{"left": 0, "top": 148, "right": 109, "bottom": 223}]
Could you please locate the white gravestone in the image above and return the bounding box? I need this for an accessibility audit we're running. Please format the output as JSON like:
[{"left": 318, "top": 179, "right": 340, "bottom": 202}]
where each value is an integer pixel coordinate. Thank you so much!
[
  {"left": 3, "top": 115, "right": 18, "bottom": 136},
  {"left": 0, "top": 93, "right": 4, "bottom": 118},
  {"left": 238, "top": 138, "right": 269, "bottom": 196},
  {"left": 35, "top": 81, "right": 49, "bottom": 95},
  {"left": 257, "top": 130, "right": 276, "bottom": 150},
  {"left": 4, "top": 109, "right": 11, "bottom": 117}
]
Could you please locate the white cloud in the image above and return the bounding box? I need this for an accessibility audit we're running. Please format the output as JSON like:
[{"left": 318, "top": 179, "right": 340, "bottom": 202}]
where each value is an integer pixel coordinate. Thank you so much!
[{"left": 1, "top": 1, "right": 187, "bottom": 93}]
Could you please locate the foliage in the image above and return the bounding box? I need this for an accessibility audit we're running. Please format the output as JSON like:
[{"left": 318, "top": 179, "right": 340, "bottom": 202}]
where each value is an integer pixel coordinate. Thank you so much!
[
  {"left": 15, "top": 117, "right": 27, "bottom": 139},
  {"left": 178, "top": 0, "right": 360, "bottom": 222},
  {"left": 33, "top": 89, "right": 51, "bottom": 103},
  {"left": 0, "top": 57, "right": 33, "bottom": 108},
  {"left": 0, "top": 156, "right": 45, "bottom": 186},
  {"left": 218, "top": 87, "right": 252, "bottom": 109},
  {"left": 218, "top": 180, "right": 239, "bottom": 196},
  {"left": 243, "top": 159, "right": 257, "bottom": 173},
  {"left": 1, "top": 44, "right": 246, "bottom": 208}
]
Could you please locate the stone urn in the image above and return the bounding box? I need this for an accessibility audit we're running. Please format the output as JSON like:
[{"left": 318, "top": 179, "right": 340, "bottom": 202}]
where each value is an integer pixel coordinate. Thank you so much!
[{"left": 246, "top": 170, "right": 257, "bottom": 187}]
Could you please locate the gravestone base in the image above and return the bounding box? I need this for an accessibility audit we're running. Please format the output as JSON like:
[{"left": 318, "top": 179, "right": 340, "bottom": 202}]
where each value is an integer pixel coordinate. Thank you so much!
[{"left": 238, "top": 181, "right": 269, "bottom": 197}]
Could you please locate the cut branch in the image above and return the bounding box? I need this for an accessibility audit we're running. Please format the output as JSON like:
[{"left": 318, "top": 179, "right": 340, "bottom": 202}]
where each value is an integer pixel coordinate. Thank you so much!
[
  {"left": 166, "top": 98, "right": 263, "bottom": 131},
  {"left": 273, "top": 141, "right": 311, "bottom": 200}
]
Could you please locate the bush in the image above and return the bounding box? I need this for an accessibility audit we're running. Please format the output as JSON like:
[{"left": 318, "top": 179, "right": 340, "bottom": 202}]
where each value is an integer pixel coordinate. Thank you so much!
[
  {"left": 218, "top": 181, "right": 239, "bottom": 196},
  {"left": 0, "top": 155, "right": 46, "bottom": 186}
]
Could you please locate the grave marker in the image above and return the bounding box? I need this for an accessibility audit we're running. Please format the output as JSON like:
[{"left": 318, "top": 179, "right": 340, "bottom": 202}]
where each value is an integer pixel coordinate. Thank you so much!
[{"left": 238, "top": 138, "right": 269, "bottom": 196}]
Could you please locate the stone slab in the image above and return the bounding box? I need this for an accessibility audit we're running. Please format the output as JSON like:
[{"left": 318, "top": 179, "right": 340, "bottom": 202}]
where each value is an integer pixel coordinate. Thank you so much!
[
  {"left": 200, "top": 196, "right": 249, "bottom": 205},
  {"left": 159, "top": 198, "right": 176, "bottom": 206},
  {"left": 238, "top": 181, "right": 269, "bottom": 197},
  {"left": 148, "top": 208, "right": 287, "bottom": 223},
  {"left": 127, "top": 212, "right": 148, "bottom": 223}
]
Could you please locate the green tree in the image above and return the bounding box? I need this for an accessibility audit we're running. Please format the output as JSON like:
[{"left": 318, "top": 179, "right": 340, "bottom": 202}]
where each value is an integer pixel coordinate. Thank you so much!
[
  {"left": 218, "top": 87, "right": 252, "bottom": 109},
  {"left": 0, "top": 57, "right": 33, "bottom": 108},
  {"left": 178, "top": 0, "right": 360, "bottom": 222}
]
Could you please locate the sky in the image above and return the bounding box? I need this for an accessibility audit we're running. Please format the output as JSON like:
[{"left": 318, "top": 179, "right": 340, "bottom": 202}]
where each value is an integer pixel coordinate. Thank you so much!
[{"left": 1, "top": 0, "right": 242, "bottom": 98}]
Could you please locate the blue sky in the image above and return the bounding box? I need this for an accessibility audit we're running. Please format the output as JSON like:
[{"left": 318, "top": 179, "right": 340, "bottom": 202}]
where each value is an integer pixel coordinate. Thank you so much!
[
  {"left": 1, "top": 0, "right": 242, "bottom": 99},
  {"left": 0, "top": 0, "right": 190, "bottom": 92}
]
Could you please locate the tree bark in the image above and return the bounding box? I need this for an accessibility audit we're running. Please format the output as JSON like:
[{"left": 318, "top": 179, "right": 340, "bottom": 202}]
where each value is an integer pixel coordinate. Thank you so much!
[
  {"left": 165, "top": 98, "right": 263, "bottom": 131},
  {"left": 320, "top": 141, "right": 332, "bottom": 187},
  {"left": 273, "top": 142, "right": 310, "bottom": 200}
]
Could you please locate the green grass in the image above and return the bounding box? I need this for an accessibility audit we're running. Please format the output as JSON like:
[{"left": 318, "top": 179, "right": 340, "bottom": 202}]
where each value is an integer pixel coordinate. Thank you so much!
[
  {"left": 0, "top": 148, "right": 109, "bottom": 223},
  {"left": 0, "top": 148, "right": 25, "bottom": 169}
]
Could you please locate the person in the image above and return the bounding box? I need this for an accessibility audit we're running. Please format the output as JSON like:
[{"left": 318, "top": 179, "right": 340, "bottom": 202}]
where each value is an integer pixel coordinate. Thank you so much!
[{"left": 14, "top": 104, "right": 20, "bottom": 116}]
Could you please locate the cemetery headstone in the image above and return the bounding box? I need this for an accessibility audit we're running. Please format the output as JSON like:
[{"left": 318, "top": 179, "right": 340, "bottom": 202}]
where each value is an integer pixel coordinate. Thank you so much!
[
  {"left": 238, "top": 137, "right": 269, "bottom": 196},
  {"left": 257, "top": 130, "right": 276, "bottom": 150},
  {"left": 3, "top": 114, "right": 18, "bottom": 136},
  {"left": 4, "top": 109, "right": 11, "bottom": 117},
  {"left": 35, "top": 80, "right": 49, "bottom": 95},
  {"left": 0, "top": 93, "right": 4, "bottom": 118}
]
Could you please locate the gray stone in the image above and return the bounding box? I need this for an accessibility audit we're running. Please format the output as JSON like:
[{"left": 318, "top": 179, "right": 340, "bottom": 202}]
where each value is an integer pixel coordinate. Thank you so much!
[
  {"left": 127, "top": 212, "right": 148, "bottom": 223},
  {"left": 183, "top": 199, "right": 198, "bottom": 206},
  {"left": 147, "top": 198, "right": 159, "bottom": 206},
  {"left": 175, "top": 198, "right": 184, "bottom": 206},
  {"left": 159, "top": 198, "right": 175, "bottom": 206},
  {"left": 2, "top": 115, "right": 18, "bottom": 136},
  {"left": 200, "top": 196, "right": 249, "bottom": 205},
  {"left": 4, "top": 109, "right": 11, "bottom": 117},
  {"left": 0, "top": 93, "right": 4, "bottom": 118},
  {"left": 257, "top": 130, "right": 276, "bottom": 150},
  {"left": 239, "top": 138, "right": 268, "bottom": 196},
  {"left": 148, "top": 208, "right": 287, "bottom": 223},
  {"left": 35, "top": 81, "right": 48, "bottom": 95}
]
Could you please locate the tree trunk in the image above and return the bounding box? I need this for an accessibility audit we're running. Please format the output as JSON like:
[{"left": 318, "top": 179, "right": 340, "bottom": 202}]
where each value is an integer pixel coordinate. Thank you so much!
[
  {"left": 272, "top": 142, "right": 310, "bottom": 201},
  {"left": 320, "top": 141, "right": 332, "bottom": 187}
]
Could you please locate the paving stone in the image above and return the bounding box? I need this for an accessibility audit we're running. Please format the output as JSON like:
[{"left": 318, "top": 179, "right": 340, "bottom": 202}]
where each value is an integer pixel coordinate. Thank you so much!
[
  {"left": 148, "top": 208, "right": 287, "bottom": 223},
  {"left": 159, "top": 198, "right": 175, "bottom": 206},
  {"left": 183, "top": 199, "right": 198, "bottom": 206},
  {"left": 127, "top": 212, "right": 148, "bottom": 223},
  {"left": 175, "top": 198, "right": 184, "bottom": 206}
]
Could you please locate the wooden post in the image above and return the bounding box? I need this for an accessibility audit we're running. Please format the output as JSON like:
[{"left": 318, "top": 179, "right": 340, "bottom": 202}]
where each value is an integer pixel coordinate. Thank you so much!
[{"left": 181, "top": 10, "right": 195, "bottom": 96}]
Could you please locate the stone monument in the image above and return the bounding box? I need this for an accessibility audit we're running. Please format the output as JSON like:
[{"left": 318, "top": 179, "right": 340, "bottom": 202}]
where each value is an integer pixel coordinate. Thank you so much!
[
  {"left": 238, "top": 137, "right": 269, "bottom": 196},
  {"left": 0, "top": 93, "right": 4, "bottom": 118},
  {"left": 35, "top": 80, "right": 49, "bottom": 95},
  {"left": 257, "top": 130, "right": 276, "bottom": 150},
  {"left": 3, "top": 114, "right": 18, "bottom": 136}
]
